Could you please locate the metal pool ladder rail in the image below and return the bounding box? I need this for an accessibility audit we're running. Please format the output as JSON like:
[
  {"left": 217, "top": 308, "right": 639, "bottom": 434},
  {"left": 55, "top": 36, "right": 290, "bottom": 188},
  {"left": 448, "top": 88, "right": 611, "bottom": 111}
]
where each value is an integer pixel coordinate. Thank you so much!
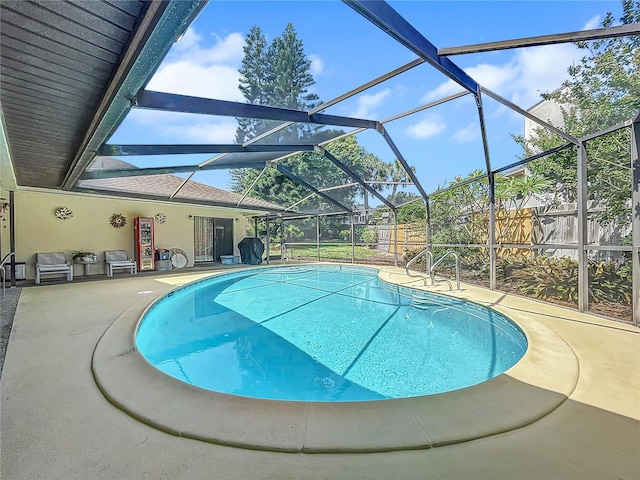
[
  {"left": 430, "top": 251, "right": 461, "bottom": 291},
  {"left": 405, "top": 249, "right": 461, "bottom": 291},
  {"left": 405, "top": 248, "right": 434, "bottom": 286},
  {"left": 0, "top": 252, "right": 16, "bottom": 297}
]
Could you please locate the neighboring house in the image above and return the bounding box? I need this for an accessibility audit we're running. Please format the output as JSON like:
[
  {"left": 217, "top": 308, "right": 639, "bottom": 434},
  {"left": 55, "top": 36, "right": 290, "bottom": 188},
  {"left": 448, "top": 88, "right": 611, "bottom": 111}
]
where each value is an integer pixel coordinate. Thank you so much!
[
  {"left": 524, "top": 96, "right": 568, "bottom": 143},
  {"left": 522, "top": 97, "right": 630, "bottom": 261},
  {"left": 80, "top": 157, "right": 280, "bottom": 212}
]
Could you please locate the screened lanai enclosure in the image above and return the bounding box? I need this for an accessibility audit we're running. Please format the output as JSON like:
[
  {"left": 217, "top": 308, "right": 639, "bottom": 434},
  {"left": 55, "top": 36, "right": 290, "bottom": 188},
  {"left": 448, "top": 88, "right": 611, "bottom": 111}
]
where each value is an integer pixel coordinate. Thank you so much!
[{"left": 2, "top": 1, "right": 638, "bottom": 324}]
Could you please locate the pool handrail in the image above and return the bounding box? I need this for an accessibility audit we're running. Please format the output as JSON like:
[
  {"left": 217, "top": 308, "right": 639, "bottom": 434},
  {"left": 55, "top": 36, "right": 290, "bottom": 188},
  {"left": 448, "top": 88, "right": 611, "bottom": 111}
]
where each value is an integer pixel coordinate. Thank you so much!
[
  {"left": 430, "top": 251, "right": 461, "bottom": 291},
  {"left": 405, "top": 248, "right": 434, "bottom": 286},
  {"left": 0, "top": 251, "right": 16, "bottom": 297}
]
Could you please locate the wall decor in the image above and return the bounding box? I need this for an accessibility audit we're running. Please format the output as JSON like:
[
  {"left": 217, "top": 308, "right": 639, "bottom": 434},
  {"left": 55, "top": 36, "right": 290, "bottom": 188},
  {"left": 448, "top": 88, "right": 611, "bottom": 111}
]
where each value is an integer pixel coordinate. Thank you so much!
[
  {"left": 155, "top": 213, "right": 167, "bottom": 224},
  {"left": 109, "top": 213, "right": 127, "bottom": 228},
  {"left": 55, "top": 207, "right": 73, "bottom": 220}
]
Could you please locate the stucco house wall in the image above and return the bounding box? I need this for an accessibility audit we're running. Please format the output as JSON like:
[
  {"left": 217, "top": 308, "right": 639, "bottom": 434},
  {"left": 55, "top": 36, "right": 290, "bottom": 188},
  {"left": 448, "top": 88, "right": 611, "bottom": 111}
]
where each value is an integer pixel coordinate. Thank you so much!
[{"left": 2, "top": 187, "right": 253, "bottom": 280}]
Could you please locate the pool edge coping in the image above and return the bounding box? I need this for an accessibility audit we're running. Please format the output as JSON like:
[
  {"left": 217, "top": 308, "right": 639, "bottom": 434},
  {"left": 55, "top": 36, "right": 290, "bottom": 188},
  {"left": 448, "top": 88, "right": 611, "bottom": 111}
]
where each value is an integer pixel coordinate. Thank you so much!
[{"left": 91, "top": 263, "right": 579, "bottom": 453}]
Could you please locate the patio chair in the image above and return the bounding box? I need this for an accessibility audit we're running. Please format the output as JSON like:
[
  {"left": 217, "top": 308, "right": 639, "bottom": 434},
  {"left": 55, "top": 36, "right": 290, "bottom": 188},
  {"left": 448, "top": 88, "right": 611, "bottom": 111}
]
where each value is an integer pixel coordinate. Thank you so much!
[
  {"left": 104, "top": 250, "right": 137, "bottom": 277},
  {"left": 35, "top": 252, "right": 73, "bottom": 285}
]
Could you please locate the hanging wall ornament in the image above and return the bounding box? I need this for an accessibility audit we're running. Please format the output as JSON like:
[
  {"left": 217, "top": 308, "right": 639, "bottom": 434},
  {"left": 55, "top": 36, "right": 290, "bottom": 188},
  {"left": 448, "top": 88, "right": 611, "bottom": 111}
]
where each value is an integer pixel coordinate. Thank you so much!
[
  {"left": 109, "top": 213, "right": 127, "bottom": 228},
  {"left": 54, "top": 207, "right": 73, "bottom": 220},
  {"left": 155, "top": 213, "right": 167, "bottom": 224}
]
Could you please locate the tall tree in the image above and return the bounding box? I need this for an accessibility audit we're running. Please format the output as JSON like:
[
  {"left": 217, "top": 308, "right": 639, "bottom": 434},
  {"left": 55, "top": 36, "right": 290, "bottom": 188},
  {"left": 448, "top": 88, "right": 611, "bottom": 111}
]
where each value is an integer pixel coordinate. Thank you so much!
[
  {"left": 231, "top": 23, "right": 323, "bottom": 202},
  {"left": 235, "top": 26, "right": 270, "bottom": 144},
  {"left": 513, "top": 0, "right": 639, "bottom": 225},
  {"left": 230, "top": 23, "right": 393, "bottom": 218},
  {"left": 388, "top": 159, "right": 414, "bottom": 205},
  {"left": 234, "top": 23, "right": 320, "bottom": 145}
]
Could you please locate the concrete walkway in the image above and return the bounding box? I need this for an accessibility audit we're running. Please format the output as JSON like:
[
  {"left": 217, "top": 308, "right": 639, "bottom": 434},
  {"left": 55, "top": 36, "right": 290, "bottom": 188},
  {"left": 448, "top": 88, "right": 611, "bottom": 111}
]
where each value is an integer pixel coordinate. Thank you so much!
[{"left": 1, "top": 265, "right": 639, "bottom": 479}]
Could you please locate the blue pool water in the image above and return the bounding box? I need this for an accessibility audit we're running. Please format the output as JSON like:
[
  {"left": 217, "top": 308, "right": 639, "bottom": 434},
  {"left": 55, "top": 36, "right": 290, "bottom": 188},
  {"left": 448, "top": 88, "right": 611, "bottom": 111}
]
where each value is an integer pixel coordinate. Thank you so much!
[{"left": 136, "top": 265, "right": 527, "bottom": 402}]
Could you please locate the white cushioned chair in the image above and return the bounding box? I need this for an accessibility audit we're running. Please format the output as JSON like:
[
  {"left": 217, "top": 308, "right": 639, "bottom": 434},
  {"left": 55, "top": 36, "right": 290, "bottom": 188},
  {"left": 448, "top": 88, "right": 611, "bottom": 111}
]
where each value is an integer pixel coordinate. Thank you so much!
[
  {"left": 35, "top": 252, "right": 73, "bottom": 285},
  {"left": 104, "top": 250, "right": 137, "bottom": 277}
]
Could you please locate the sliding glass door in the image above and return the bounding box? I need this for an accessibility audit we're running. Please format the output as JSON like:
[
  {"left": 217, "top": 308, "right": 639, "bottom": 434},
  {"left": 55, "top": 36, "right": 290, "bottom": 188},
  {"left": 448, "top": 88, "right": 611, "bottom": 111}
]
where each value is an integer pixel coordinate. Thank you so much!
[{"left": 194, "top": 217, "right": 234, "bottom": 263}]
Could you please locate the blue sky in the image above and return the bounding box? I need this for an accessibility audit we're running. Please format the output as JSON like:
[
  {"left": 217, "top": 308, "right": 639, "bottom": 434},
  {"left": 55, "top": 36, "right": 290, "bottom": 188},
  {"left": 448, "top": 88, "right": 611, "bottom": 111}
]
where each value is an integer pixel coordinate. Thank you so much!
[{"left": 109, "top": 0, "right": 622, "bottom": 204}]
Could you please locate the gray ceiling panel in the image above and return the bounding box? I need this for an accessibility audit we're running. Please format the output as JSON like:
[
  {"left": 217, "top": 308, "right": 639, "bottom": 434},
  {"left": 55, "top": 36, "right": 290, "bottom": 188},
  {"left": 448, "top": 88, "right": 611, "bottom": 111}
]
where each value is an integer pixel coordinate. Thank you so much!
[
  {"left": 0, "top": 99, "right": 83, "bottom": 123},
  {"left": 0, "top": 22, "right": 115, "bottom": 72},
  {"left": 0, "top": 76, "right": 96, "bottom": 104},
  {"left": 0, "top": 34, "right": 113, "bottom": 79},
  {"left": 5, "top": 1, "right": 128, "bottom": 53},
  {"left": 1, "top": 45, "right": 111, "bottom": 90},
  {"left": 104, "top": 0, "right": 146, "bottom": 17},
  {"left": 66, "top": 0, "right": 140, "bottom": 31},
  {"left": 0, "top": 0, "right": 199, "bottom": 190},
  {"left": 1, "top": 59, "right": 106, "bottom": 95},
  {"left": 0, "top": 8, "right": 121, "bottom": 63}
]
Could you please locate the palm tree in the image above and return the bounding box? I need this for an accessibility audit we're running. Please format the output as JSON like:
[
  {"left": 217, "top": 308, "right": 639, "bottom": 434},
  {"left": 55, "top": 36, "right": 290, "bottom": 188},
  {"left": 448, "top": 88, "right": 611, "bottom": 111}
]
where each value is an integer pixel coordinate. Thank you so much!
[{"left": 389, "top": 159, "right": 414, "bottom": 206}]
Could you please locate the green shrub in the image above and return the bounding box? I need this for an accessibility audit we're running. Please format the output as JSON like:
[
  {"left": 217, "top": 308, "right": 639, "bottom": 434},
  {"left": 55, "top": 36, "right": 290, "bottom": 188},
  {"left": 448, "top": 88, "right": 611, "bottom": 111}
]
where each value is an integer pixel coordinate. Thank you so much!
[{"left": 497, "top": 256, "right": 631, "bottom": 304}]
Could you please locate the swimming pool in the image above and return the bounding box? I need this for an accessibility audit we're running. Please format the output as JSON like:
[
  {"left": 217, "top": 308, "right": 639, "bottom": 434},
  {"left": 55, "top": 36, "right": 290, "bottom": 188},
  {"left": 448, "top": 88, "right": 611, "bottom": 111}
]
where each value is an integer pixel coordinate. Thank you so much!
[{"left": 136, "top": 265, "right": 527, "bottom": 402}]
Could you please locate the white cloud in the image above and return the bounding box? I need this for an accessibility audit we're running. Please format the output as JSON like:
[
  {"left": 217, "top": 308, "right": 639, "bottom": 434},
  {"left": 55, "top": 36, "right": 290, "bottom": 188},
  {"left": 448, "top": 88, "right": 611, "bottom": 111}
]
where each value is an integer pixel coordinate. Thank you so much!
[
  {"left": 510, "top": 44, "right": 580, "bottom": 108},
  {"left": 451, "top": 123, "right": 478, "bottom": 143},
  {"left": 123, "top": 110, "right": 238, "bottom": 143},
  {"left": 352, "top": 89, "right": 391, "bottom": 118},
  {"left": 421, "top": 63, "right": 517, "bottom": 103},
  {"left": 148, "top": 29, "right": 245, "bottom": 102},
  {"left": 164, "top": 120, "right": 238, "bottom": 143},
  {"left": 309, "top": 54, "right": 324, "bottom": 76},
  {"left": 583, "top": 15, "right": 601, "bottom": 30},
  {"left": 167, "top": 30, "right": 245, "bottom": 65},
  {"left": 148, "top": 61, "right": 243, "bottom": 101},
  {"left": 172, "top": 27, "right": 202, "bottom": 53},
  {"left": 126, "top": 28, "right": 246, "bottom": 144},
  {"left": 421, "top": 43, "right": 581, "bottom": 110},
  {"left": 405, "top": 117, "right": 446, "bottom": 139}
]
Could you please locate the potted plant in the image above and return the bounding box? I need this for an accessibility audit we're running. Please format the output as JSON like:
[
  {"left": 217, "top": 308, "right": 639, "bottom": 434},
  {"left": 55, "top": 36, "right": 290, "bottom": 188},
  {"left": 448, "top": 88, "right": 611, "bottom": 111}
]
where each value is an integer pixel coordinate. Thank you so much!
[{"left": 73, "top": 251, "right": 97, "bottom": 262}]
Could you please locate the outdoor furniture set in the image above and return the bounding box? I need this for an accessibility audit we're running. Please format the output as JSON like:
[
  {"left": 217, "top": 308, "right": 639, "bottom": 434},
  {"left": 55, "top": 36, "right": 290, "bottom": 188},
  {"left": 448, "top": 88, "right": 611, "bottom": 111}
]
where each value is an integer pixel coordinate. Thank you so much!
[{"left": 34, "top": 251, "right": 137, "bottom": 284}]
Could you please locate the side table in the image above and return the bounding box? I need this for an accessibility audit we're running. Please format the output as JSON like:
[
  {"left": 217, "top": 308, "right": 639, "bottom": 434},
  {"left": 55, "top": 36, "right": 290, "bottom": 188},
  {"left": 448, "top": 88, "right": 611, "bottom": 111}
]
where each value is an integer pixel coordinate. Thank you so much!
[{"left": 75, "top": 259, "right": 99, "bottom": 276}]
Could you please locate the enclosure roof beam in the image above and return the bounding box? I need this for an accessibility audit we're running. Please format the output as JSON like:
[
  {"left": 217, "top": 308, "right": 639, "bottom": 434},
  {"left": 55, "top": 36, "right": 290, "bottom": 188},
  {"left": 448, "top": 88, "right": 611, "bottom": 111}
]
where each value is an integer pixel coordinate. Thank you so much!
[
  {"left": 343, "top": 0, "right": 478, "bottom": 94},
  {"left": 380, "top": 91, "right": 468, "bottom": 124},
  {"left": 79, "top": 161, "right": 266, "bottom": 180},
  {"left": 579, "top": 119, "right": 632, "bottom": 142},
  {"left": 275, "top": 164, "right": 353, "bottom": 213},
  {"left": 480, "top": 86, "right": 580, "bottom": 145},
  {"left": 198, "top": 57, "right": 426, "bottom": 168},
  {"left": 493, "top": 143, "right": 574, "bottom": 174},
  {"left": 476, "top": 92, "right": 493, "bottom": 174},
  {"left": 429, "top": 174, "right": 488, "bottom": 197},
  {"left": 169, "top": 173, "right": 194, "bottom": 199},
  {"left": 134, "top": 90, "right": 379, "bottom": 130},
  {"left": 237, "top": 166, "right": 268, "bottom": 207},
  {"left": 377, "top": 125, "right": 429, "bottom": 201},
  {"left": 285, "top": 193, "right": 315, "bottom": 212},
  {"left": 72, "top": 186, "right": 280, "bottom": 213},
  {"left": 439, "top": 24, "right": 640, "bottom": 56},
  {"left": 310, "top": 92, "right": 468, "bottom": 155},
  {"left": 98, "top": 143, "right": 316, "bottom": 156},
  {"left": 318, "top": 146, "right": 397, "bottom": 211},
  {"left": 285, "top": 184, "right": 359, "bottom": 211}
]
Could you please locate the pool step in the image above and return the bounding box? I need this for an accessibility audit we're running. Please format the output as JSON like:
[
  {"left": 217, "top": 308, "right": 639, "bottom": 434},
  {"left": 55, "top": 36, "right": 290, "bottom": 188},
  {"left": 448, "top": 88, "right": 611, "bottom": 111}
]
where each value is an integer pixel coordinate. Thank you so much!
[{"left": 410, "top": 295, "right": 449, "bottom": 311}]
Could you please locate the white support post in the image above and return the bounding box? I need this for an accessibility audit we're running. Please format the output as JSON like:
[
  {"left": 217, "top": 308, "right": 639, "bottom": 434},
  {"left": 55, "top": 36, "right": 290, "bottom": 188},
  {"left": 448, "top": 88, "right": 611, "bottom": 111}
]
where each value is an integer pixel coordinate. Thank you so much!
[
  {"left": 316, "top": 216, "right": 320, "bottom": 262},
  {"left": 425, "top": 198, "right": 431, "bottom": 273},
  {"left": 577, "top": 142, "right": 589, "bottom": 312},
  {"left": 393, "top": 210, "right": 398, "bottom": 267},
  {"left": 351, "top": 215, "right": 355, "bottom": 264},
  {"left": 489, "top": 173, "right": 497, "bottom": 290},
  {"left": 265, "top": 215, "right": 270, "bottom": 266},
  {"left": 631, "top": 113, "right": 639, "bottom": 327}
]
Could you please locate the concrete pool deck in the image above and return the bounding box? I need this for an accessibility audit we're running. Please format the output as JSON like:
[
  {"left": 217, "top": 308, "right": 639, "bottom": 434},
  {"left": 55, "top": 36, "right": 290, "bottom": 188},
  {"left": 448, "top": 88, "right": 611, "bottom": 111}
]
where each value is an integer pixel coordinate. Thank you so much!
[{"left": 1, "top": 263, "right": 639, "bottom": 478}]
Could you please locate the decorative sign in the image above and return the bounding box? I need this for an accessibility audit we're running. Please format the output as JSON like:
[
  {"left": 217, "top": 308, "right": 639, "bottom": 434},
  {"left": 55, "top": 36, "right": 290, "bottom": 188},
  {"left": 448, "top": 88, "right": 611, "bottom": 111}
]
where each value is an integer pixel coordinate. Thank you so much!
[
  {"left": 109, "top": 213, "right": 127, "bottom": 228},
  {"left": 55, "top": 207, "right": 73, "bottom": 220}
]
